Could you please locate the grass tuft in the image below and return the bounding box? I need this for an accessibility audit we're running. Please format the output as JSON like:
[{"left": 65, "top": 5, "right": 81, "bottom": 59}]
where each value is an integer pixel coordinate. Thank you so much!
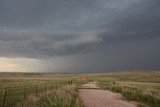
[{"left": 37, "top": 85, "right": 84, "bottom": 107}]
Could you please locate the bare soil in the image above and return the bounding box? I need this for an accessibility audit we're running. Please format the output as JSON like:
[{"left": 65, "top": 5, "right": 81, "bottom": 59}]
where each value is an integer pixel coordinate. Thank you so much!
[
  {"left": 80, "top": 81, "right": 100, "bottom": 89},
  {"left": 78, "top": 82, "right": 137, "bottom": 107}
]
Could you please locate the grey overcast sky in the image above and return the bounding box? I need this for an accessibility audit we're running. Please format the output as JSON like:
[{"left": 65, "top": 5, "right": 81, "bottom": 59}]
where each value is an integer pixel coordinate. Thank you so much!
[{"left": 0, "top": 0, "right": 160, "bottom": 72}]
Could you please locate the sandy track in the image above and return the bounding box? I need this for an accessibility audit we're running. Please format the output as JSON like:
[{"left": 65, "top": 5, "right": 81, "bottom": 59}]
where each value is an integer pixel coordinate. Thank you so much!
[
  {"left": 79, "top": 81, "right": 100, "bottom": 89},
  {"left": 79, "top": 82, "right": 137, "bottom": 107}
]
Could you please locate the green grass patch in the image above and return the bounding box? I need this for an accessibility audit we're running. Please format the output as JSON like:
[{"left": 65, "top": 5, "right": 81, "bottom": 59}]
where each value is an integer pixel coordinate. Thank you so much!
[
  {"left": 37, "top": 85, "right": 84, "bottom": 107},
  {"left": 122, "top": 91, "right": 160, "bottom": 107},
  {"left": 95, "top": 71, "right": 160, "bottom": 107}
]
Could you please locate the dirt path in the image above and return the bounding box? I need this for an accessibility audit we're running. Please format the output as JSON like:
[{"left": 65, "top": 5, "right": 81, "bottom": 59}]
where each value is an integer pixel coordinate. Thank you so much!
[
  {"left": 79, "top": 81, "right": 100, "bottom": 89},
  {"left": 78, "top": 82, "right": 137, "bottom": 107}
]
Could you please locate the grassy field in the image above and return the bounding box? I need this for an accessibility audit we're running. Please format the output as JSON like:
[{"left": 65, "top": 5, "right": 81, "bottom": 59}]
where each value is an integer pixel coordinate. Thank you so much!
[
  {"left": 0, "top": 71, "right": 160, "bottom": 107},
  {"left": 0, "top": 73, "right": 86, "bottom": 107},
  {"left": 88, "top": 71, "right": 160, "bottom": 107}
]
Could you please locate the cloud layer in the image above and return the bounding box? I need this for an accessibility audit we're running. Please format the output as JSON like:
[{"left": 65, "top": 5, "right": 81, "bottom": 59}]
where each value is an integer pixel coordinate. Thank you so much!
[{"left": 0, "top": 0, "right": 160, "bottom": 72}]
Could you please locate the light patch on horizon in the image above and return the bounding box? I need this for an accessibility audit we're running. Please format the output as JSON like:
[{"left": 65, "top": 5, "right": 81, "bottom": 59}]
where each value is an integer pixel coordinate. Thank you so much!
[{"left": 0, "top": 57, "right": 40, "bottom": 72}]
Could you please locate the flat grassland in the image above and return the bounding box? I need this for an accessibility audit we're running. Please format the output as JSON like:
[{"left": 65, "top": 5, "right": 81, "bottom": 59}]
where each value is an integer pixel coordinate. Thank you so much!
[
  {"left": 0, "top": 71, "right": 160, "bottom": 107},
  {"left": 0, "top": 73, "right": 86, "bottom": 107},
  {"left": 89, "top": 71, "right": 160, "bottom": 107}
]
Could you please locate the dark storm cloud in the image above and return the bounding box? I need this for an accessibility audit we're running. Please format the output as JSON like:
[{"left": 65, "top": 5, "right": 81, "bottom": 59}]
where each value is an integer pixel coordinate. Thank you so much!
[
  {"left": 0, "top": 29, "right": 102, "bottom": 58},
  {"left": 0, "top": 0, "right": 160, "bottom": 71}
]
